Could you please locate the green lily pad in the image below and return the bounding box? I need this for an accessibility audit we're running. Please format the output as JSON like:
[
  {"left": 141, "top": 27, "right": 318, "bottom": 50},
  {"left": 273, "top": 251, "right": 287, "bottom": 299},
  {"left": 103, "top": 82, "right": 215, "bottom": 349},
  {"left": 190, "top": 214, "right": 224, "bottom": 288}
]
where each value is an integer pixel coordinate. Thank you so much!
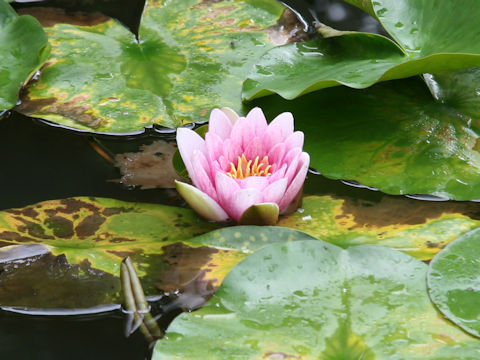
[
  {"left": 256, "top": 68, "right": 480, "bottom": 200},
  {"left": 0, "top": 198, "right": 314, "bottom": 309},
  {"left": 0, "top": 1, "right": 49, "bottom": 110},
  {"left": 16, "top": 1, "right": 301, "bottom": 134},
  {"left": 0, "top": 197, "right": 218, "bottom": 309},
  {"left": 154, "top": 240, "right": 479, "bottom": 359},
  {"left": 277, "top": 195, "right": 480, "bottom": 260},
  {"left": 242, "top": 0, "right": 480, "bottom": 100},
  {"left": 428, "top": 228, "right": 480, "bottom": 338}
]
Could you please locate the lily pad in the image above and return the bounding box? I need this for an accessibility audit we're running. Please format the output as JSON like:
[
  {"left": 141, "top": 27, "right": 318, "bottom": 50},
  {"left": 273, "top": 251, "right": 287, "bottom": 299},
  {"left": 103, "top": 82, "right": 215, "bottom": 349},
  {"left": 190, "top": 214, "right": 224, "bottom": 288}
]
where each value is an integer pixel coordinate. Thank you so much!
[
  {"left": 0, "top": 198, "right": 314, "bottom": 309},
  {"left": 277, "top": 195, "right": 480, "bottom": 260},
  {"left": 256, "top": 68, "right": 480, "bottom": 200},
  {"left": 154, "top": 240, "right": 480, "bottom": 359},
  {"left": 16, "top": 1, "right": 303, "bottom": 134},
  {"left": 0, "top": 1, "right": 49, "bottom": 110},
  {"left": 428, "top": 228, "right": 480, "bottom": 338},
  {"left": 242, "top": 0, "right": 480, "bottom": 100}
]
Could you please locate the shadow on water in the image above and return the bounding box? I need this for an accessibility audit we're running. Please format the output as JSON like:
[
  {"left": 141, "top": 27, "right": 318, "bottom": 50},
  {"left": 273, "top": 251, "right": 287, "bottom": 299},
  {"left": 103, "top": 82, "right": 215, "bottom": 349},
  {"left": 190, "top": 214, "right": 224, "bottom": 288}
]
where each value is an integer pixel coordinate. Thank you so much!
[{"left": 0, "top": 310, "right": 152, "bottom": 360}]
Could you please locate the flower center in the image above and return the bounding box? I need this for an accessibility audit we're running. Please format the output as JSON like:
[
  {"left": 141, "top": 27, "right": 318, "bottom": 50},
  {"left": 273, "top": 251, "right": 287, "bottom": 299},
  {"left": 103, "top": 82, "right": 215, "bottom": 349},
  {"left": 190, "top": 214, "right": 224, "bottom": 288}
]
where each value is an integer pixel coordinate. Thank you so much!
[{"left": 227, "top": 154, "right": 272, "bottom": 179}]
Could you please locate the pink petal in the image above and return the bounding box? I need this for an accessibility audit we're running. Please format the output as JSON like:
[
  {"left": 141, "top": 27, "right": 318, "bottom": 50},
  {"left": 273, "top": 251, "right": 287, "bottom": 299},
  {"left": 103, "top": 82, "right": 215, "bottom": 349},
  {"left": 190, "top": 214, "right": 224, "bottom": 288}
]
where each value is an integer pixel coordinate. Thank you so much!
[
  {"left": 283, "top": 148, "right": 302, "bottom": 185},
  {"left": 265, "top": 112, "right": 294, "bottom": 149},
  {"left": 223, "top": 138, "right": 242, "bottom": 164},
  {"left": 229, "top": 188, "right": 263, "bottom": 221},
  {"left": 268, "top": 163, "right": 287, "bottom": 183},
  {"left": 205, "top": 132, "right": 224, "bottom": 164},
  {"left": 245, "top": 107, "right": 268, "bottom": 137},
  {"left": 231, "top": 116, "right": 254, "bottom": 151},
  {"left": 237, "top": 176, "right": 269, "bottom": 190},
  {"left": 209, "top": 108, "right": 233, "bottom": 140},
  {"left": 177, "top": 128, "right": 206, "bottom": 184},
  {"left": 175, "top": 181, "right": 229, "bottom": 222},
  {"left": 279, "top": 152, "right": 310, "bottom": 212},
  {"left": 215, "top": 172, "right": 240, "bottom": 208},
  {"left": 267, "top": 142, "right": 286, "bottom": 167},
  {"left": 244, "top": 136, "right": 265, "bottom": 160},
  {"left": 191, "top": 150, "right": 217, "bottom": 200},
  {"left": 262, "top": 178, "right": 288, "bottom": 204},
  {"left": 284, "top": 131, "right": 304, "bottom": 152},
  {"left": 217, "top": 155, "right": 230, "bottom": 172}
]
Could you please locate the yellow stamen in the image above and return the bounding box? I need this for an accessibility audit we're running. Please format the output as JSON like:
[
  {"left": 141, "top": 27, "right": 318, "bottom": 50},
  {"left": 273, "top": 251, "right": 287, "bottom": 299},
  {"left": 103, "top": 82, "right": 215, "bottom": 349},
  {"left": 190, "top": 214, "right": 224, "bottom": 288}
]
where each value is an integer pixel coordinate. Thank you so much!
[{"left": 227, "top": 154, "right": 272, "bottom": 179}]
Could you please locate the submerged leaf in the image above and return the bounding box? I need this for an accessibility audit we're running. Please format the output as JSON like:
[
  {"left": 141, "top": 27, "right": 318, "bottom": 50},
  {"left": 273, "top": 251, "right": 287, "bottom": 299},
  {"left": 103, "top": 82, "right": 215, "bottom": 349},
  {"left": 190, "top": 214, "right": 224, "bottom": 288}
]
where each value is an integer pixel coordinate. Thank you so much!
[
  {"left": 154, "top": 241, "right": 480, "bottom": 359},
  {"left": 114, "top": 140, "right": 186, "bottom": 189}
]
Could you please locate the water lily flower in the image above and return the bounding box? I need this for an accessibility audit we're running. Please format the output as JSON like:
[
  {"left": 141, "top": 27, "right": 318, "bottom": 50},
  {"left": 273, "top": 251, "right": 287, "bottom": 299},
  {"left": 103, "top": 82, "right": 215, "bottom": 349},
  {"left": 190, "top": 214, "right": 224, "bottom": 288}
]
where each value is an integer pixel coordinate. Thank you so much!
[{"left": 175, "top": 107, "right": 310, "bottom": 225}]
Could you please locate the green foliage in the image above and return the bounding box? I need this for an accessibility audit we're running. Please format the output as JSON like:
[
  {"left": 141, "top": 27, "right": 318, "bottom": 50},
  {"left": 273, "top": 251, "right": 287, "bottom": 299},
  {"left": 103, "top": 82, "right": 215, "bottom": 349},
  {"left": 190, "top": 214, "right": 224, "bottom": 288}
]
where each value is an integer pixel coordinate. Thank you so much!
[
  {"left": 0, "top": 1, "right": 49, "bottom": 110},
  {"left": 278, "top": 194, "right": 480, "bottom": 260},
  {"left": 428, "top": 228, "right": 480, "bottom": 338},
  {"left": 256, "top": 68, "right": 480, "bottom": 200},
  {"left": 243, "top": 0, "right": 480, "bottom": 100},
  {"left": 16, "top": 0, "right": 289, "bottom": 134},
  {"left": 154, "top": 241, "right": 479, "bottom": 359}
]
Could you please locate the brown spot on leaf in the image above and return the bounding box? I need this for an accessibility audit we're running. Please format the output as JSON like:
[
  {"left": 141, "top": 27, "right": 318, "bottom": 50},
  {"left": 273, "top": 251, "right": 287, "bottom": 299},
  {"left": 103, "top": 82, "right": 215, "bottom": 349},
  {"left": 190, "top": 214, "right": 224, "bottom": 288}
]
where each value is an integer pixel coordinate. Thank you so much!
[
  {"left": 5, "top": 208, "right": 39, "bottom": 219},
  {"left": 13, "top": 217, "right": 55, "bottom": 240},
  {"left": 0, "top": 231, "right": 39, "bottom": 243},
  {"left": 16, "top": 96, "right": 56, "bottom": 115},
  {"left": 18, "top": 7, "right": 110, "bottom": 28},
  {"left": 340, "top": 196, "right": 480, "bottom": 228},
  {"left": 58, "top": 198, "right": 98, "bottom": 214},
  {"left": 47, "top": 95, "right": 104, "bottom": 128},
  {"left": 199, "top": 5, "right": 236, "bottom": 20},
  {"left": 109, "top": 237, "right": 135, "bottom": 243},
  {"left": 426, "top": 241, "right": 441, "bottom": 248},
  {"left": 192, "top": 0, "right": 224, "bottom": 9},
  {"left": 44, "top": 216, "right": 74, "bottom": 238},
  {"left": 102, "top": 207, "right": 128, "bottom": 216},
  {"left": 75, "top": 214, "right": 106, "bottom": 238}
]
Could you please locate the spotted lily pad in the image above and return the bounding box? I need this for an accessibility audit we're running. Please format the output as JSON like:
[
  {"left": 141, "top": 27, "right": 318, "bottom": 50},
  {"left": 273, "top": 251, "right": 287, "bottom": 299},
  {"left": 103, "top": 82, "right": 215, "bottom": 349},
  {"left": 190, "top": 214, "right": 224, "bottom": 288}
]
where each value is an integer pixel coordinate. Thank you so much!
[
  {"left": 0, "top": 198, "right": 313, "bottom": 310},
  {"left": 0, "top": 1, "right": 49, "bottom": 110},
  {"left": 243, "top": 0, "right": 480, "bottom": 100},
  {"left": 256, "top": 68, "right": 480, "bottom": 200},
  {"left": 154, "top": 240, "right": 480, "bottom": 359},
  {"left": 278, "top": 195, "right": 480, "bottom": 260},
  {"left": 16, "top": 1, "right": 303, "bottom": 134},
  {"left": 428, "top": 228, "right": 480, "bottom": 338}
]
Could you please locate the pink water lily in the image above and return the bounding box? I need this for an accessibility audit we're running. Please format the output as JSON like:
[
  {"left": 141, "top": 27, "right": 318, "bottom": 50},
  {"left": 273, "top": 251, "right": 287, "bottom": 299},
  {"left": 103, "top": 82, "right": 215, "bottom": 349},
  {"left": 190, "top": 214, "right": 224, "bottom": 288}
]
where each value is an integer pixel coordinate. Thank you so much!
[{"left": 175, "top": 107, "right": 309, "bottom": 224}]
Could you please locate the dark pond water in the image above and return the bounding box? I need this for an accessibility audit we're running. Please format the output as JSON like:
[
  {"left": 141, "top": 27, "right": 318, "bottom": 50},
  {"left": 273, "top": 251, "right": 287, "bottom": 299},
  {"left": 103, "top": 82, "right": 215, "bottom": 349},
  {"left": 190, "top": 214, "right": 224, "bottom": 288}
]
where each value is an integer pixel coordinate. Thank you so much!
[{"left": 0, "top": 1, "right": 389, "bottom": 359}]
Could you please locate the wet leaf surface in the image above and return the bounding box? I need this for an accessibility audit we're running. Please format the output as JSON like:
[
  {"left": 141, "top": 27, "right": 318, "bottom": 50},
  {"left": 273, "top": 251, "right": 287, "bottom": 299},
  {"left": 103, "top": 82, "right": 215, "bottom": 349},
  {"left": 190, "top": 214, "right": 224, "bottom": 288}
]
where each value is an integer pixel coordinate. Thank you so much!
[
  {"left": 256, "top": 68, "right": 480, "bottom": 200},
  {"left": 0, "top": 198, "right": 313, "bottom": 310},
  {"left": 428, "top": 228, "right": 480, "bottom": 338},
  {"left": 154, "top": 240, "right": 480, "bottom": 359},
  {"left": 243, "top": 0, "right": 480, "bottom": 100},
  {"left": 0, "top": 1, "right": 49, "bottom": 110},
  {"left": 278, "top": 195, "right": 480, "bottom": 260},
  {"left": 16, "top": 1, "right": 303, "bottom": 134}
]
